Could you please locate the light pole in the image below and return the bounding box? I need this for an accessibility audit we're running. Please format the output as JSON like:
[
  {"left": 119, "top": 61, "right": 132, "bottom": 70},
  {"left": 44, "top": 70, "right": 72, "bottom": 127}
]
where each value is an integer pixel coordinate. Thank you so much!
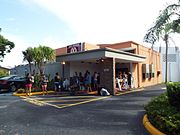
[{"left": 61, "top": 61, "right": 65, "bottom": 80}]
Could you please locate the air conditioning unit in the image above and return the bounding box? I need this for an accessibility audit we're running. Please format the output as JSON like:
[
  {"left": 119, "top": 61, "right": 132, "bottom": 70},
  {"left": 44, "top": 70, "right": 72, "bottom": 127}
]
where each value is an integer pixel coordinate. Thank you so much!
[
  {"left": 149, "top": 64, "right": 155, "bottom": 78},
  {"left": 142, "top": 64, "right": 149, "bottom": 79}
]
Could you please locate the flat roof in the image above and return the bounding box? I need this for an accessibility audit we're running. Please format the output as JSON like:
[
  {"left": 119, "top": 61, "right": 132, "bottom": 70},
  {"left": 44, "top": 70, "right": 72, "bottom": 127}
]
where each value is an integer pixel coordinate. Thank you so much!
[{"left": 56, "top": 47, "right": 146, "bottom": 63}]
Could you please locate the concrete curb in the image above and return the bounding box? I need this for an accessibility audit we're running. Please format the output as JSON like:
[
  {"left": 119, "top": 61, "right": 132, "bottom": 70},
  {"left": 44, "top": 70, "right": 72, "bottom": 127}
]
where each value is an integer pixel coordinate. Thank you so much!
[
  {"left": 143, "top": 114, "right": 166, "bottom": 135},
  {"left": 13, "top": 90, "right": 98, "bottom": 97},
  {"left": 13, "top": 91, "right": 55, "bottom": 96},
  {"left": 116, "top": 88, "right": 144, "bottom": 96}
]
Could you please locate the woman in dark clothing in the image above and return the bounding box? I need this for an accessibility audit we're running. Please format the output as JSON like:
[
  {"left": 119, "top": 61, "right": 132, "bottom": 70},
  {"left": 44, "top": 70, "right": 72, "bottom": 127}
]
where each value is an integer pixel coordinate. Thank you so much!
[
  {"left": 127, "top": 72, "right": 132, "bottom": 89},
  {"left": 41, "top": 74, "right": 48, "bottom": 95},
  {"left": 25, "top": 73, "right": 32, "bottom": 96},
  {"left": 54, "top": 72, "right": 61, "bottom": 92}
]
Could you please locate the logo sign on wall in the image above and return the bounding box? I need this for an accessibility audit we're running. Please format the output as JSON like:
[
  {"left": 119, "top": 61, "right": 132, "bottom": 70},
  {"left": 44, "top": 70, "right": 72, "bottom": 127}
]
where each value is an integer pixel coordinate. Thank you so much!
[{"left": 67, "top": 43, "right": 83, "bottom": 53}]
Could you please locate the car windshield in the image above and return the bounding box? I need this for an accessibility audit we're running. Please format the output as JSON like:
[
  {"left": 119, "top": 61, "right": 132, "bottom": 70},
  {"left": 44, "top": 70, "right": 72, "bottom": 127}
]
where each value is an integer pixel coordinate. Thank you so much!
[{"left": 12, "top": 76, "right": 25, "bottom": 80}]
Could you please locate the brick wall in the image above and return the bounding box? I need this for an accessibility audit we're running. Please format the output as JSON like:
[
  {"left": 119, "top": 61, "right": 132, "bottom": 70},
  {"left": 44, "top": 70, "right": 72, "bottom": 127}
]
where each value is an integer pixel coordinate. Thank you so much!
[{"left": 99, "top": 58, "right": 115, "bottom": 95}]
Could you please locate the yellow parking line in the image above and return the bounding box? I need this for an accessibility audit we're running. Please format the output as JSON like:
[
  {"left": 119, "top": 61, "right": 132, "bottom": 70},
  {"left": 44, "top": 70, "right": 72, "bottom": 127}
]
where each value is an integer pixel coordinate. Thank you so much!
[
  {"left": 21, "top": 95, "right": 111, "bottom": 109},
  {"left": 31, "top": 96, "right": 97, "bottom": 100},
  {"left": 43, "top": 99, "right": 88, "bottom": 102},
  {"left": 116, "top": 89, "right": 144, "bottom": 96},
  {"left": 49, "top": 96, "right": 111, "bottom": 109},
  {"left": 21, "top": 96, "right": 46, "bottom": 106}
]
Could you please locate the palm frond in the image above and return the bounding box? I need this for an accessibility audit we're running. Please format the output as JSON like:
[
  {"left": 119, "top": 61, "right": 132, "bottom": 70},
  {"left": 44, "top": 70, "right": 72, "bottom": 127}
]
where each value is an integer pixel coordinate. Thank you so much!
[{"left": 144, "top": 2, "right": 180, "bottom": 45}]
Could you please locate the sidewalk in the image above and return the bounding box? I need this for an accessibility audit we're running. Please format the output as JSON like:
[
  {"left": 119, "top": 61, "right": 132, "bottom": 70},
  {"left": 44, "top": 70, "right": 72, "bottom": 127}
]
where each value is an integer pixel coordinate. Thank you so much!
[
  {"left": 13, "top": 84, "right": 165, "bottom": 97},
  {"left": 115, "top": 83, "right": 166, "bottom": 95}
]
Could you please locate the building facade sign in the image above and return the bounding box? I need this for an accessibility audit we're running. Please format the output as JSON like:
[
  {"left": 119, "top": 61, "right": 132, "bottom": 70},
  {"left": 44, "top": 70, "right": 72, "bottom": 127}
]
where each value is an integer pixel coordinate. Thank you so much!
[{"left": 67, "top": 43, "right": 83, "bottom": 53}]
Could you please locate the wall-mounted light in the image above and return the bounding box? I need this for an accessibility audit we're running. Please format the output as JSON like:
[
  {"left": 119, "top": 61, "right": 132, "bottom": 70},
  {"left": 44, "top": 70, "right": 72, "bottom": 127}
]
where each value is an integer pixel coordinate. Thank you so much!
[{"left": 61, "top": 61, "right": 66, "bottom": 65}]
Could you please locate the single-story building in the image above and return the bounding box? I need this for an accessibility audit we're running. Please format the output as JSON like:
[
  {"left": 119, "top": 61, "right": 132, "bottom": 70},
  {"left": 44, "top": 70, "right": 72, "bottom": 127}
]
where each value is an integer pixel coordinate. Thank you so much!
[{"left": 56, "top": 41, "right": 162, "bottom": 95}]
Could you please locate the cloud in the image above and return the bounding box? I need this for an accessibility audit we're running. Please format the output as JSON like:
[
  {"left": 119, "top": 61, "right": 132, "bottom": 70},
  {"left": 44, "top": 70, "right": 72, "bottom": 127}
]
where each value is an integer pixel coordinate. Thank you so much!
[{"left": 31, "top": 0, "right": 175, "bottom": 45}]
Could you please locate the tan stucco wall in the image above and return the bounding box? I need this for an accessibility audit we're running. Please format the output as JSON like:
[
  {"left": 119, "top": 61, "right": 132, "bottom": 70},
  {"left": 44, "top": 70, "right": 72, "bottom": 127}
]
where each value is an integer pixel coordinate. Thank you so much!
[
  {"left": 137, "top": 45, "right": 162, "bottom": 87},
  {"left": 56, "top": 47, "right": 66, "bottom": 56},
  {"left": 84, "top": 43, "right": 100, "bottom": 51}
]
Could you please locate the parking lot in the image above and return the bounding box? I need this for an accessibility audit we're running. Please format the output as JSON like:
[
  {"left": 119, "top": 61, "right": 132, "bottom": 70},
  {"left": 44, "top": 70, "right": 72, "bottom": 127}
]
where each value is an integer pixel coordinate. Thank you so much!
[
  {"left": 0, "top": 84, "right": 166, "bottom": 135},
  {"left": 20, "top": 94, "right": 111, "bottom": 109}
]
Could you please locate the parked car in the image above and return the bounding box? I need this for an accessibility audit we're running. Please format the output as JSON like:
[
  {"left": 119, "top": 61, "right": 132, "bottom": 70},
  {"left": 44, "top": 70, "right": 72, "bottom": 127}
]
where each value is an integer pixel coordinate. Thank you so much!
[{"left": 0, "top": 75, "right": 26, "bottom": 92}]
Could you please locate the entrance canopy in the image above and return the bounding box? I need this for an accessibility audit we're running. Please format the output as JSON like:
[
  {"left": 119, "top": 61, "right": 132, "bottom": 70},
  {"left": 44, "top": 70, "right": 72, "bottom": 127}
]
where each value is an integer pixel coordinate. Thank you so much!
[{"left": 56, "top": 48, "right": 146, "bottom": 63}]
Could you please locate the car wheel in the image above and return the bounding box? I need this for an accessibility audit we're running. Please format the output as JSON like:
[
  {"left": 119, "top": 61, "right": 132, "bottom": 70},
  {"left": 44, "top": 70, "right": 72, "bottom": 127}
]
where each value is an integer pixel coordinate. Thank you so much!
[{"left": 10, "top": 85, "right": 17, "bottom": 92}]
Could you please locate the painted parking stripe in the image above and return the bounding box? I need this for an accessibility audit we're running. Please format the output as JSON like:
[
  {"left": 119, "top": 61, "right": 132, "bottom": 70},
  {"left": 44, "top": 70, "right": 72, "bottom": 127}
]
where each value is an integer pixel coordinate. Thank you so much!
[
  {"left": 42, "top": 99, "right": 89, "bottom": 103},
  {"left": 21, "top": 96, "right": 46, "bottom": 106},
  {"left": 47, "top": 96, "right": 111, "bottom": 109},
  {"left": 33, "top": 95, "right": 99, "bottom": 100},
  {"left": 21, "top": 95, "right": 111, "bottom": 109}
]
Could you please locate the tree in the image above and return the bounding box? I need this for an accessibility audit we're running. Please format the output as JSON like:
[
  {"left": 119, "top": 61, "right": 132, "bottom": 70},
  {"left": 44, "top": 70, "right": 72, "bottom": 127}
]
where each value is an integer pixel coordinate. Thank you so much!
[
  {"left": 22, "top": 47, "right": 34, "bottom": 74},
  {"left": 32, "top": 45, "right": 55, "bottom": 74},
  {"left": 144, "top": 1, "right": 180, "bottom": 83},
  {"left": 0, "top": 28, "right": 15, "bottom": 62}
]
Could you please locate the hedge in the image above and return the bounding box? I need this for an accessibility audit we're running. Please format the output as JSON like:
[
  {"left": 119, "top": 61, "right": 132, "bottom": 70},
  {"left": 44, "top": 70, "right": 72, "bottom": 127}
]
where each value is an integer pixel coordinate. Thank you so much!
[
  {"left": 145, "top": 93, "right": 180, "bottom": 135},
  {"left": 166, "top": 82, "right": 180, "bottom": 109}
]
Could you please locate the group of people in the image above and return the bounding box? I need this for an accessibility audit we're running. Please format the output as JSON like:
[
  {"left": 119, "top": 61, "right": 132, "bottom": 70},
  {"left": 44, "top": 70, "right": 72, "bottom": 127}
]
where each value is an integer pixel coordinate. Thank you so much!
[
  {"left": 24, "top": 70, "right": 101, "bottom": 96},
  {"left": 52, "top": 71, "right": 101, "bottom": 93},
  {"left": 25, "top": 73, "right": 48, "bottom": 96},
  {"left": 116, "top": 71, "right": 132, "bottom": 91},
  {"left": 70, "top": 71, "right": 100, "bottom": 92}
]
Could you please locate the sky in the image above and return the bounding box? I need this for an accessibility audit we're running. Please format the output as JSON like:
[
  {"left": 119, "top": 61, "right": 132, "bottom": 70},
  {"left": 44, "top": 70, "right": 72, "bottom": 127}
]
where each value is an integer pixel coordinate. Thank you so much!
[{"left": 0, "top": 0, "right": 179, "bottom": 68}]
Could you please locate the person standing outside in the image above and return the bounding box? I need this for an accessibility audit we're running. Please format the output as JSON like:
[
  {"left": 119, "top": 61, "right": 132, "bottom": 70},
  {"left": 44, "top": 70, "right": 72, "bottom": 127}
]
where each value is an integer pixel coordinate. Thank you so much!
[
  {"left": 127, "top": 72, "right": 132, "bottom": 89},
  {"left": 54, "top": 72, "right": 61, "bottom": 93},
  {"left": 93, "top": 72, "right": 98, "bottom": 90},
  {"left": 41, "top": 74, "right": 48, "bottom": 95},
  {"left": 79, "top": 72, "right": 84, "bottom": 90},
  {"left": 25, "top": 73, "right": 33, "bottom": 96},
  {"left": 87, "top": 71, "right": 92, "bottom": 92}
]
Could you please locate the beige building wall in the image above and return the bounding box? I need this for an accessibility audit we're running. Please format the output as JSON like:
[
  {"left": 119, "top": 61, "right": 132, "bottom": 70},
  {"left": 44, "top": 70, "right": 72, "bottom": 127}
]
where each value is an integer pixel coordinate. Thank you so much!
[
  {"left": 138, "top": 45, "right": 162, "bottom": 87},
  {"left": 99, "top": 41, "right": 162, "bottom": 88},
  {"left": 83, "top": 43, "right": 100, "bottom": 51}
]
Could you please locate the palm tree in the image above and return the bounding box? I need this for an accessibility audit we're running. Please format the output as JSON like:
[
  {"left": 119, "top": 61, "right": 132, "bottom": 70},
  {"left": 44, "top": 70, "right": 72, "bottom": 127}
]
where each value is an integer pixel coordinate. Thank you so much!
[
  {"left": 144, "top": 1, "right": 180, "bottom": 83},
  {"left": 33, "top": 45, "right": 55, "bottom": 74},
  {"left": 22, "top": 47, "right": 34, "bottom": 74}
]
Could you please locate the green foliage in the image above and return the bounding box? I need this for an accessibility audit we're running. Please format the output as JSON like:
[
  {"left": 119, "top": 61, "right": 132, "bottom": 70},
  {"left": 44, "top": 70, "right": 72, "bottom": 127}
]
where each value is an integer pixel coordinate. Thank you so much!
[
  {"left": 144, "top": 1, "right": 180, "bottom": 83},
  {"left": 22, "top": 47, "right": 34, "bottom": 74},
  {"left": 0, "top": 70, "right": 9, "bottom": 77},
  {"left": 145, "top": 93, "right": 180, "bottom": 135},
  {"left": 32, "top": 45, "right": 55, "bottom": 74},
  {"left": 22, "top": 45, "right": 55, "bottom": 74},
  {"left": 0, "top": 29, "right": 15, "bottom": 62},
  {"left": 166, "top": 82, "right": 180, "bottom": 109},
  {"left": 144, "top": 2, "right": 180, "bottom": 44}
]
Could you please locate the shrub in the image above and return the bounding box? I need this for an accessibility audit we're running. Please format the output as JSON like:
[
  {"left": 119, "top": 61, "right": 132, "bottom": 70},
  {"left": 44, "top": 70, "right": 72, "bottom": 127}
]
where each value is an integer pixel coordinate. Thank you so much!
[
  {"left": 0, "top": 70, "right": 8, "bottom": 77},
  {"left": 145, "top": 93, "right": 180, "bottom": 135},
  {"left": 166, "top": 82, "right": 180, "bottom": 109}
]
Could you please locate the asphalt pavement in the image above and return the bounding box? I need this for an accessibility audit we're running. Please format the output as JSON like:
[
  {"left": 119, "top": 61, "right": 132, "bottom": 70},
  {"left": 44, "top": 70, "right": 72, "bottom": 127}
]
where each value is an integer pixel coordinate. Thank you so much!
[{"left": 0, "top": 84, "right": 166, "bottom": 135}]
